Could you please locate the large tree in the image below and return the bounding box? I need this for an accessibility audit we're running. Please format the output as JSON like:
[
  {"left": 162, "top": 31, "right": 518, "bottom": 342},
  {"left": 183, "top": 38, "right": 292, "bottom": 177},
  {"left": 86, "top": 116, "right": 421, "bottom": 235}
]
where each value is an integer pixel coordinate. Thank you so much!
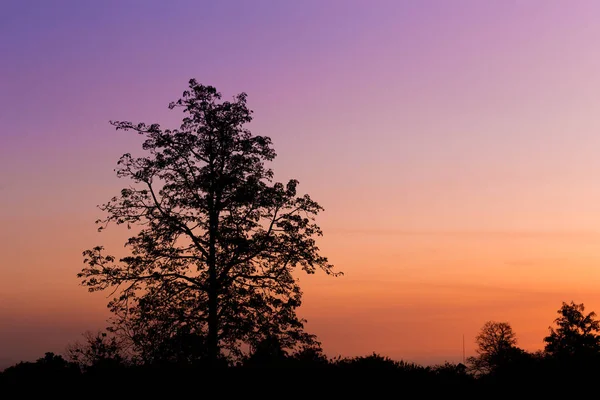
[{"left": 78, "top": 79, "right": 340, "bottom": 365}]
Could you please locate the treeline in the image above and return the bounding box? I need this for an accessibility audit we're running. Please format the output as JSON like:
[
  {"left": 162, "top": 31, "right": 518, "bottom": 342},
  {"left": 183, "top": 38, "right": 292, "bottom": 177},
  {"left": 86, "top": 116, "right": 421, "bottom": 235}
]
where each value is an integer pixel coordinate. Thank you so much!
[
  {"left": 2, "top": 301, "right": 600, "bottom": 391},
  {"left": 3, "top": 81, "right": 597, "bottom": 392}
]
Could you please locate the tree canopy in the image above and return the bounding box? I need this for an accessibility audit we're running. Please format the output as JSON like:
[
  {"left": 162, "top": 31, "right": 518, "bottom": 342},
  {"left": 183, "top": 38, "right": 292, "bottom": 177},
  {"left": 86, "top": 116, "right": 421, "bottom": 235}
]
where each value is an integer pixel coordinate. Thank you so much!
[
  {"left": 78, "top": 79, "right": 340, "bottom": 366},
  {"left": 544, "top": 301, "right": 600, "bottom": 359},
  {"left": 468, "top": 321, "right": 519, "bottom": 375}
]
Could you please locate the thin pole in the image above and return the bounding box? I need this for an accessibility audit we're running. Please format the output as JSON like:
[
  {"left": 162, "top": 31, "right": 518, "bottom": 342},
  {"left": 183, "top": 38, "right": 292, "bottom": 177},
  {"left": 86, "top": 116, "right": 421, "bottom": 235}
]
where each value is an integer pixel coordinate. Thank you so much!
[{"left": 462, "top": 334, "right": 465, "bottom": 364}]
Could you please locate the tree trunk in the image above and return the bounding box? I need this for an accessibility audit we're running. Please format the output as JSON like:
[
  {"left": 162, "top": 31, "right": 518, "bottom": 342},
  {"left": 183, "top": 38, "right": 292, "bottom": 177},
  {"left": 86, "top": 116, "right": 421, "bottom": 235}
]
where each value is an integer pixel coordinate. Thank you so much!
[
  {"left": 207, "top": 277, "right": 218, "bottom": 366},
  {"left": 207, "top": 205, "right": 219, "bottom": 367}
]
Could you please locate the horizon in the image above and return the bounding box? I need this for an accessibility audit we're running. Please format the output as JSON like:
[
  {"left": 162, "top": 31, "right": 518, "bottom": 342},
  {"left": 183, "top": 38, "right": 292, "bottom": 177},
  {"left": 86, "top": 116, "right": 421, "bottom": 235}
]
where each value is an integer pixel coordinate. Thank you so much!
[{"left": 3, "top": 0, "right": 600, "bottom": 368}]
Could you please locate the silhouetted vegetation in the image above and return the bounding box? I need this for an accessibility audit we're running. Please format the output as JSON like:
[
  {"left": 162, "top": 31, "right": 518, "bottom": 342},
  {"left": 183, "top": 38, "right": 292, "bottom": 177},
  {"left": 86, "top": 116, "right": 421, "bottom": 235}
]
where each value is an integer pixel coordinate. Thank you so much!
[
  {"left": 3, "top": 81, "right": 600, "bottom": 392},
  {"left": 77, "top": 79, "right": 341, "bottom": 367},
  {"left": 467, "top": 320, "right": 520, "bottom": 375},
  {"left": 65, "top": 331, "right": 128, "bottom": 372},
  {"left": 3, "top": 301, "right": 600, "bottom": 392}
]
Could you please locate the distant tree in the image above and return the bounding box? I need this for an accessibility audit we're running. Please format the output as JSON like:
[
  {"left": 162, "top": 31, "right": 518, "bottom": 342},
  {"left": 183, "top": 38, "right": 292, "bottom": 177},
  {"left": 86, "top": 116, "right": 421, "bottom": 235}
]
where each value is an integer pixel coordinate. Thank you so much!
[
  {"left": 544, "top": 301, "right": 600, "bottom": 359},
  {"left": 1, "top": 353, "right": 80, "bottom": 383},
  {"left": 78, "top": 79, "right": 340, "bottom": 366},
  {"left": 288, "top": 343, "right": 329, "bottom": 367},
  {"left": 65, "top": 331, "right": 127, "bottom": 372},
  {"left": 244, "top": 333, "right": 288, "bottom": 367},
  {"left": 431, "top": 362, "right": 471, "bottom": 384},
  {"left": 467, "top": 321, "right": 519, "bottom": 375},
  {"left": 335, "top": 353, "right": 405, "bottom": 369}
]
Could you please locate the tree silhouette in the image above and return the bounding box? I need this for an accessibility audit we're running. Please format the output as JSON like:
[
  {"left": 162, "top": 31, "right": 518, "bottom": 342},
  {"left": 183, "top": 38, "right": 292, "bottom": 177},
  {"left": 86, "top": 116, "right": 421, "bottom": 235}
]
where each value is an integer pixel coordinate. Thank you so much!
[
  {"left": 431, "top": 362, "right": 472, "bottom": 387},
  {"left": 139, "top": 324, "right": 224, "bottom": 367},
  {"left": 544, "top": 301, "right": 600, "bottom": 360},
  {"left": 0, "top": 353, "right": 80, "bottom": 383},
  {"left": 78, "top": 79, "right": 340, "bottom": 366},
  {"left": 467, "top": 321, "right": 519, "bottom": 375},
  {"left": 288, "top": 343, "right": 329, "bottom": 367},
  {"left": 65, "top": 331, "right": 127, "bottom": 372},
  {"left": 335, "top": 353, "right": 410, "bottom": 369},
  {"left": 244, "top": 333, "right": 288, "bottom": 367}
]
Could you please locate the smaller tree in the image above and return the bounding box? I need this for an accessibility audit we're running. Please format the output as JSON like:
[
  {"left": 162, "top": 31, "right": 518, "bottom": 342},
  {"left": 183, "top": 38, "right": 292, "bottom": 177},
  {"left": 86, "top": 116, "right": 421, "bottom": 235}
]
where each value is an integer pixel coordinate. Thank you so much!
[
  {"left": 288, "top": 344, "right": 329, "bottom": 368},
  {"left": 334, "top": 353, "right": 404, "bottom": 369},
  {"left": 65, "top": 331, "right": 127, "bottom": 372},
  {"left": 0, "top": 353, "right": 80, "bottom": 383},
  {"left": 244, "top": 334, "right": 288, "bottom": 367},
  {"left": 544, "top": 301, "right": 600, "bottom": 359},
  {"left": 431, "top": 362, "right": 471, "bottom": 384},
  {"left": 467, "top": 321, "right": 518, "bottom": 375}
]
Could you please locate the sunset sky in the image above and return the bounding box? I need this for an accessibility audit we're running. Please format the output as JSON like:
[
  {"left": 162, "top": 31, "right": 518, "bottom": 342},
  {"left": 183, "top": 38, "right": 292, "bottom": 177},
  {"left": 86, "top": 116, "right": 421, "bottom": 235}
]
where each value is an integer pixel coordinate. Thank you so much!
[{"left": 3, "top": 0, "right": 600, "bottom": 368}]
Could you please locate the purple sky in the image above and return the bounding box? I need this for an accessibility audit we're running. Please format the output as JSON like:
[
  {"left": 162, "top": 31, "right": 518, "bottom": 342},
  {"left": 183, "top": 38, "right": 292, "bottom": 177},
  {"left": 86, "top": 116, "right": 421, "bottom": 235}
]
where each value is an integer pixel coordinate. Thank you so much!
[{"left": 3, "top": 0, "right": 600, "bottom": 368}]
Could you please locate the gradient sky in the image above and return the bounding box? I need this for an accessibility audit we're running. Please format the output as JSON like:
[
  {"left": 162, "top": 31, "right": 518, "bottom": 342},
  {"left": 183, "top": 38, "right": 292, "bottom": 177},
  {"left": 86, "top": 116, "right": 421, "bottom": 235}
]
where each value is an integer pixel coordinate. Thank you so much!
[{"left": 3, "top": 0, "right": 600, "bottom": 367}]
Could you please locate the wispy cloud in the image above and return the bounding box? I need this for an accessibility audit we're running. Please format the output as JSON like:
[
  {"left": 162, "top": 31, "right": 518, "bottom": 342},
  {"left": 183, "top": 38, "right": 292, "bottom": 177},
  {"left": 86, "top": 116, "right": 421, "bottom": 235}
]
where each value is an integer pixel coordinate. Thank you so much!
[{"left": 328, "top": 229, "right": 600, "bottom": 239}]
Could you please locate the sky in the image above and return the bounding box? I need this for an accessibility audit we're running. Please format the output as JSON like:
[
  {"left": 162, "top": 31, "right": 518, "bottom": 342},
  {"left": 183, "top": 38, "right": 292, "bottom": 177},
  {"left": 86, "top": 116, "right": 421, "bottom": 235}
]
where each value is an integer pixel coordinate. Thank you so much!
[{"left": 3, "top": 0, "right": 600, "bottom": 368}]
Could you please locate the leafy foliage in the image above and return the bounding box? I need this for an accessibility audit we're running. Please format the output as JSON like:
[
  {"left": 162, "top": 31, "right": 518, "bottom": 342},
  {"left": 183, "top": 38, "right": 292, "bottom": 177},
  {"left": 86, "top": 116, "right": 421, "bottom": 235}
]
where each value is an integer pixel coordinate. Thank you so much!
[
  {"left": 334, "top": 352, "right": 422, "bottom": 370},
  {"left": 78, "top": 79, "right": 340, "bottom": 365},
  {"left": 0, "top": 353, "right": 80, "bottom": 384},
  {"left": 7, "top": 300, "right": 600, "bottom": 390},
  {"left": 544, "top": 301, "right": 600, "bottom": 359},
  {"left": 65, "top": 331, "right": 127, "bottom": 371}
]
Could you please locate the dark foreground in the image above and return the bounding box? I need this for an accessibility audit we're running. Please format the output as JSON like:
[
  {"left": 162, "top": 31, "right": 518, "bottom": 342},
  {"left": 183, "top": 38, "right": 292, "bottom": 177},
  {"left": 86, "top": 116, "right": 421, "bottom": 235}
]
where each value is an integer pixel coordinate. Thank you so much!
[{"left": 1, "top": 352, "right": 598, "bottom": 396}]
